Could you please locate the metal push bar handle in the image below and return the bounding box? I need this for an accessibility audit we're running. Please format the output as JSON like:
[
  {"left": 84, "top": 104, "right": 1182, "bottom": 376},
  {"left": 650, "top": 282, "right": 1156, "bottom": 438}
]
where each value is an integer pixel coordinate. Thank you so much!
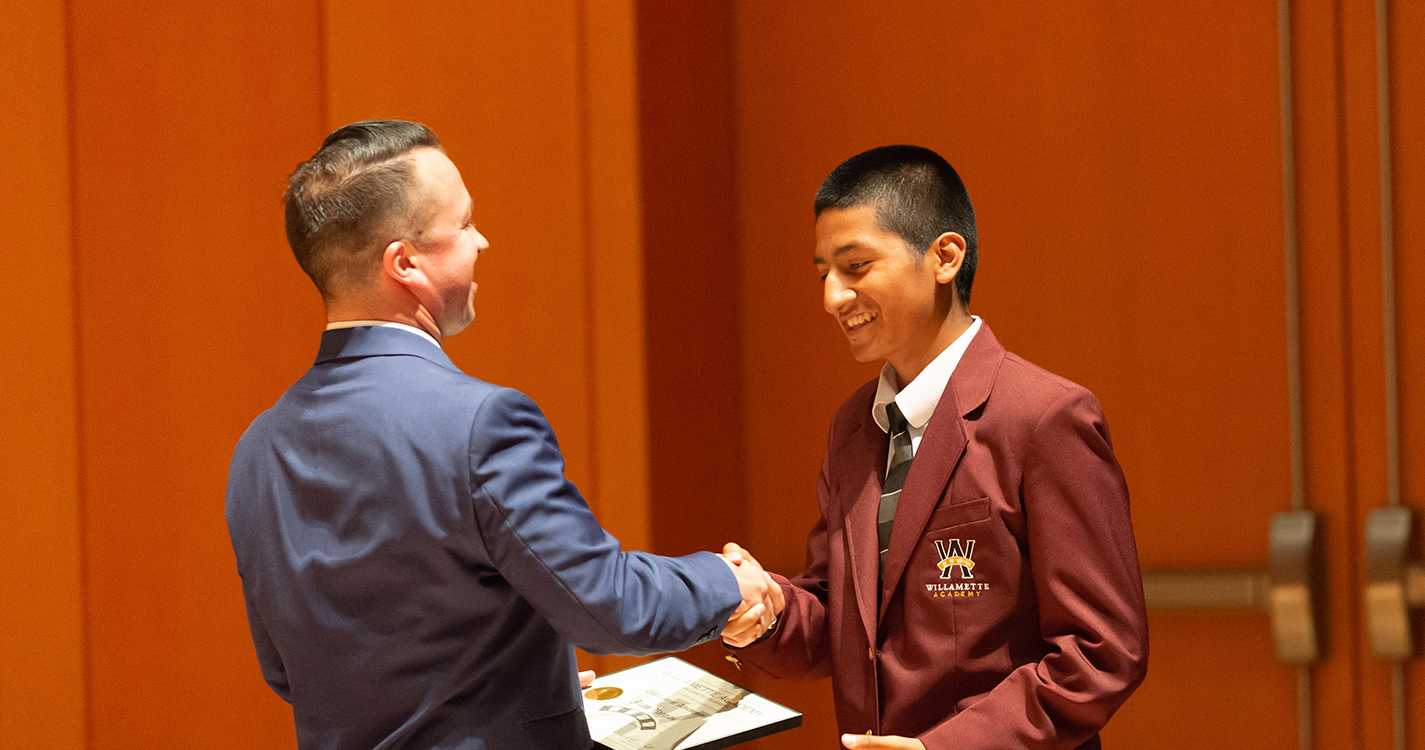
[
  {"left": 1140, "top": 510, "right": 1321, "bottom": 664},
  {"left": 1366, "top": 507, "right": 1425, "bottom": 659}
]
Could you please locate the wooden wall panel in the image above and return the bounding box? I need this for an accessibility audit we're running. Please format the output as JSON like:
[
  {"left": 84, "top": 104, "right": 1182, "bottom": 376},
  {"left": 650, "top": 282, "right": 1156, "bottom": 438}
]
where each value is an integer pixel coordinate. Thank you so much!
[
  {"left": 68, "top": 1, "right": 326, "bottom": 745},
  {"left": 637, "top": 0, "right": 744, "bottom": 561},
  {"left": 733, "top": 0, "right": 1291, "bottom": 576},
  {"left": 1341, "top": 0, "right": 1391, "bottom": 745},
  {"left": 1390, "top": 0, "right": 1425, "bottom": 742},
  {"left": 1394, "top": 0, "right": 1425, "bottom": 523},
  {"left": 1291, "top": 0, "right": 1364, "bottom": 743},
  {"left": 636, "top": 0, "right": 764, "bottom": 692},
  {"left": 583, "top": 0, "right": 652, "bottom": 553},
  {"left": 729, "top": 1, "right": 1303, "bottom": 747},
  {"left": 326, "top": 0, "right": 596, "bottom": 492},
  {"left": 1347, "top": 0, "right": 1425, "bottom": 746},
  {"left": 325, "top": 0, "right": 649, "bottom": 673},
  {"left": 0, "top": 1, "right": 86, "bottom": 747}
]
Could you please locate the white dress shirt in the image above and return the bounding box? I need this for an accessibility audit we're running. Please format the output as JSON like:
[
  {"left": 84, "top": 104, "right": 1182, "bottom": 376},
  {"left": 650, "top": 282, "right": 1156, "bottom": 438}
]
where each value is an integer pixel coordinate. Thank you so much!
[
  {"left": 325, "top": 320, "right": 441, "bottom": 349},
  {"left": 871, "top": 316, "right": 982, "bottom": 463}
]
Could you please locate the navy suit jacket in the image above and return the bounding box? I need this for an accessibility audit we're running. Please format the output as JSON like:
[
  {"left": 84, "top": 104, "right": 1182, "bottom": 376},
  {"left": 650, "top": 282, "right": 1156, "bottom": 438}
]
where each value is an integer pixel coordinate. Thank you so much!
[{"left": 226, "top": 327, "right": 741, "bottom": 750}]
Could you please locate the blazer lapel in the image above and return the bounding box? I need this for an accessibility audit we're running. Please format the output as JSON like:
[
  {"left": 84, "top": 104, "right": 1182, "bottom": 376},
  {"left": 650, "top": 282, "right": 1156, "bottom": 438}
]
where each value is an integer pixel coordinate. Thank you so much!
[
  {"left": 877, "top": 324, "right": 1006, "bottom": 621},
  {"left": 838, "top": 405, "right": 889, "bottom": 649}
]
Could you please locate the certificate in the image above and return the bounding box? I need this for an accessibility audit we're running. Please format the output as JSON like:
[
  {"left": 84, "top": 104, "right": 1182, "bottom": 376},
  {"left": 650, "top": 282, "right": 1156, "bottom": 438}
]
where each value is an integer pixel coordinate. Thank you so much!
[{"left": 584, "top": 656, "right": 802, "bottom": 750}]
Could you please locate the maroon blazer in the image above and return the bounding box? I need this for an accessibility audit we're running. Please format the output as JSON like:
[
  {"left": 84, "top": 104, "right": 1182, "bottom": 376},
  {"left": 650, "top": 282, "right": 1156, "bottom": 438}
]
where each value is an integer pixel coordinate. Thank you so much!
[{"left": 737, "top": 324, "right": 1148, "bottom": 749}]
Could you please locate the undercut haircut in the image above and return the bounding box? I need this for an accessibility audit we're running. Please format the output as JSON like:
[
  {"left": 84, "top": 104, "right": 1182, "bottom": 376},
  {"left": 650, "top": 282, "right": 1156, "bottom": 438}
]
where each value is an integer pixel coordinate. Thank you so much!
[
  {"left": 284, "top": 120, "right": 443, "bottom": 300},
  {"left": 814, "top": 145, "right": 978, "bottom": 305}
]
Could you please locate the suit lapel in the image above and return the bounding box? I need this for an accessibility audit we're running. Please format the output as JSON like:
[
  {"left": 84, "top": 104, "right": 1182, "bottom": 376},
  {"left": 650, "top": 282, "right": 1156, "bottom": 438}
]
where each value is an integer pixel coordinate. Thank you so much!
[
  {"left": 876, "top": 324, "right": 1006, "bottom": 622},
  {"left": 838, "top": 402, "right": 889, "bottom": 649}
]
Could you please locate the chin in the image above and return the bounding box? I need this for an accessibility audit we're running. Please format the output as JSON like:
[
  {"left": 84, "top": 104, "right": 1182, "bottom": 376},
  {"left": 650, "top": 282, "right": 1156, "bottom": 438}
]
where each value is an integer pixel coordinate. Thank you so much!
[
  {"left": 440, "top": 313, "right": 474, "bottom": 339},
  {"left": 847, "top": 344, "right": 880, "bottom": 364}
]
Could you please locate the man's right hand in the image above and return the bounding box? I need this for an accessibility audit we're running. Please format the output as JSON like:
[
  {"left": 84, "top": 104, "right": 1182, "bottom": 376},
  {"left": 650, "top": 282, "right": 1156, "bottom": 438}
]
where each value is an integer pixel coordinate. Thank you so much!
[{"left": 718, "top": 543, "right": 784, "bottom": 647}]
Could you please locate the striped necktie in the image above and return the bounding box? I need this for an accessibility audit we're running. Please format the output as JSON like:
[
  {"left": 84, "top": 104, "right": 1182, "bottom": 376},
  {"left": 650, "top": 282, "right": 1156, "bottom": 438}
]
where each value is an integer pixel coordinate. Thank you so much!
[{"left": 879, "top": 402, "right": 914, "bottom": 579}]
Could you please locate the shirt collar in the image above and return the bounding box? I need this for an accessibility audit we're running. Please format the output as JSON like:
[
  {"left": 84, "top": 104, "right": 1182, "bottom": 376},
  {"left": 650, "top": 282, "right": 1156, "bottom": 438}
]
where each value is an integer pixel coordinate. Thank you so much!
[
  {"left": 325, "top": 320, "right": 442, "bottom": 350},
  {"left": 872, "top": 316, "right": 982, "bottom": 433}
]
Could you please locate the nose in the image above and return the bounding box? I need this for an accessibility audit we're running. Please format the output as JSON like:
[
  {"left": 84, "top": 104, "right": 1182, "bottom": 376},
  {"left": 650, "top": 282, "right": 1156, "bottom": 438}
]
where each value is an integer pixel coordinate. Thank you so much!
[
  {"left": 475, "top": 230, "right": 490, "bottom": 255},
  {"left": 823, "top": 274, "right": 855, "bottom": 315}
]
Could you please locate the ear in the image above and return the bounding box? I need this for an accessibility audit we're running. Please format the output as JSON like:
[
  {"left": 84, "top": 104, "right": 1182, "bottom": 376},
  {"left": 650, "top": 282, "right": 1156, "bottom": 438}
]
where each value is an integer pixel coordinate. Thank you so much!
[
  {"left": 381, "top": 239, "right": 427, "bottom": 290},
  {"left": 929, "top": 232, "right": 966, "bottom": 286}
]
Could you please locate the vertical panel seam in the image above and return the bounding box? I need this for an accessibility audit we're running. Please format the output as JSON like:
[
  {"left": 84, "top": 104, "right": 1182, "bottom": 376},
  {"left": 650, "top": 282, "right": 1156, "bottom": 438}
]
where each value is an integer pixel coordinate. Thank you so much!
[
  {"left": 317, "top": 0, "right": 330, "bottom": 132},
  {"left": 61, "top": 0, "right": 93, "bottom": 744},
  {"left": 575, "top": 0, "right": 600, "bottom": 510},
  {"left": 1375, "top": 0, "right": 1406, "bottom": 744},
  {"left": 573, "top": 0, "right": 605, "bottom": 680},
  {"left": 1329, "top": 1, "right": 1364, "bottom": 747},
  {"left": 1280, "top": 0, "right": 1306, "bottom": 516},
  {"left": 1376, "top": 0, "right": 1398, "bottom": 511},
  {"left": 727, "top": 0, "right": 752, "bottom": 550},
  {"left": 1373, "top": 0, "right": 1396, "bottom": 513}
]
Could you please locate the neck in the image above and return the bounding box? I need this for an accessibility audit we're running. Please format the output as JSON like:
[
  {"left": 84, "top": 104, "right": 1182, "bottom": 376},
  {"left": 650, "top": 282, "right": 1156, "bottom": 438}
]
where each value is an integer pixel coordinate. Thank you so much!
[
  {"left": 325, "top": 296, "right": 443, "bottom": 344},
  {"left": 889, "top": 306, "right": 973, "bottom": 388}
]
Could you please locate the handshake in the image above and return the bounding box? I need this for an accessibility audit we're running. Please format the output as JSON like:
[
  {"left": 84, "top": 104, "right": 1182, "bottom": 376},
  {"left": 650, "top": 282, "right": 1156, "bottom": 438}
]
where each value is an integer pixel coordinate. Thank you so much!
[{"left": 717, "top": 542, "right": 785, "bottom": 648}]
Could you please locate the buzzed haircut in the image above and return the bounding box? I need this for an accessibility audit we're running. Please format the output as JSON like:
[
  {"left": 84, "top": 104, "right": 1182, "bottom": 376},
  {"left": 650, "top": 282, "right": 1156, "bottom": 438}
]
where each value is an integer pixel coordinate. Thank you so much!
[
  {"left": 284, "top": 120, "right": 443, "bottom": 300},
  {"left": 815, "top": 145, "right": 978, "bottom": 305}
]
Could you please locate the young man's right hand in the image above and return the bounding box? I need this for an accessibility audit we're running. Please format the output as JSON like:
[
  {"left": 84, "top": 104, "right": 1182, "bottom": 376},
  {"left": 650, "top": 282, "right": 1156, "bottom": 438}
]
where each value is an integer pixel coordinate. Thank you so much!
[{"left": 718, "top": 543, "right": 784, "bottom": 647}]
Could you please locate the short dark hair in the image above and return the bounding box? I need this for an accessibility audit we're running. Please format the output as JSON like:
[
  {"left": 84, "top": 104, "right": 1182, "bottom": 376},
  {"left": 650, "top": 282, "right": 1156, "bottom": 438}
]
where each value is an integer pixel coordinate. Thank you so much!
[
  {"left": 284, "top": 120, "right": 443, "bottom": 300},
  {"left": 814, "top": 145, "right": 977, "bottom": 305}
]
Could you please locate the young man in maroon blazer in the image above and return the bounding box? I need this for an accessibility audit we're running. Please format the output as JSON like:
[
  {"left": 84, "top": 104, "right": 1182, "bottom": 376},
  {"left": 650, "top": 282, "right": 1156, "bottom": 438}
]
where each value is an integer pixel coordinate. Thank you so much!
[{"left": 721, "top": 146, "right": 1149, "bottom": 749}]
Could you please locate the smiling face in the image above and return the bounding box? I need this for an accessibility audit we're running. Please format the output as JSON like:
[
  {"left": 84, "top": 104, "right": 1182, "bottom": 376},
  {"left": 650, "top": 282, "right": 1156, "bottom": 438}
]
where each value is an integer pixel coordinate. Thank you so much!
[
  {"left": 406, "top": 148, "right": 488, "bottom": 337},
  {"left": 814, "top": 204, "right": 961, "bottom": 383}
]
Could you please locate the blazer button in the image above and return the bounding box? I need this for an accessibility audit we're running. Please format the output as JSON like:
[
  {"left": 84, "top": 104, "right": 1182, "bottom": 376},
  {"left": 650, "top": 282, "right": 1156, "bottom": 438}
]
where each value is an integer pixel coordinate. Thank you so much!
[{"left": 868, "top": 647, "right": 875, "bottom": 661}]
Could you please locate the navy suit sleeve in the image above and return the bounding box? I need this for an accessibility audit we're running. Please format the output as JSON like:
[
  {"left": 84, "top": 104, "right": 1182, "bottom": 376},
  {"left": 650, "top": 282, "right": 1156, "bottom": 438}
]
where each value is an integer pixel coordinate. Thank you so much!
[
  {"left": 240, "top": 580, "right": 291, "bottom": 704},
  {"left": 467, "top": 387, "right": 742, "bottom": 655}
]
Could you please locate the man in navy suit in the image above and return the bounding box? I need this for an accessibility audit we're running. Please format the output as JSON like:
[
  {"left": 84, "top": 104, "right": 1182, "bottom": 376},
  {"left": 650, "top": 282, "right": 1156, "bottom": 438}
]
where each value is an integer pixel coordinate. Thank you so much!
[{"left": 226, "top": 120, "right": 779, "bottom": 750}]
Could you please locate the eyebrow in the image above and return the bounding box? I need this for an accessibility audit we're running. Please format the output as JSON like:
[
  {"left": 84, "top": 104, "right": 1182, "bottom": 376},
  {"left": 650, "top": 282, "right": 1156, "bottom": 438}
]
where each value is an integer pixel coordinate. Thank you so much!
[{"left": 812, "top": 243, "right": 862, "bottom": 265}]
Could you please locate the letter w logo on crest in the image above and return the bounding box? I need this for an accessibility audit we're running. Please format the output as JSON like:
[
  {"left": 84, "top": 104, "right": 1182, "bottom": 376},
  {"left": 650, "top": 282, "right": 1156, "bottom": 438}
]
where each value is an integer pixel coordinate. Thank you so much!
[{"left": 934, "top": 539, "right": 975, "bottom": 579}]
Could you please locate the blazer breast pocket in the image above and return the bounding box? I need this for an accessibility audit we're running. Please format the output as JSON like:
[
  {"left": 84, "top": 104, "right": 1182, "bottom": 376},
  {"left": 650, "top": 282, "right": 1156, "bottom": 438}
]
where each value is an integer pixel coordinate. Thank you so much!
[{"left": 925, "top": 497, "right": 990, "bottom": 532}]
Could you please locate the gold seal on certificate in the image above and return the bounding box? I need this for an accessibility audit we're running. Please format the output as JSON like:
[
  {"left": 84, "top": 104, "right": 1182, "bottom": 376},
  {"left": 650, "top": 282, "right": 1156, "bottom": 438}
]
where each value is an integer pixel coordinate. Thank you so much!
[{"left": 585, "top": 656, "right": 801, "bottom": 750}]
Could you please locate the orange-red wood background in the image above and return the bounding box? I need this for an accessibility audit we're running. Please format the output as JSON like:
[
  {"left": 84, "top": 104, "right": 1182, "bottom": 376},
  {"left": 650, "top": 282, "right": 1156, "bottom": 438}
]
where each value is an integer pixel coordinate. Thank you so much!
[{"left": 2, "top": 1, "right": 1421, "bottom": 748}]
